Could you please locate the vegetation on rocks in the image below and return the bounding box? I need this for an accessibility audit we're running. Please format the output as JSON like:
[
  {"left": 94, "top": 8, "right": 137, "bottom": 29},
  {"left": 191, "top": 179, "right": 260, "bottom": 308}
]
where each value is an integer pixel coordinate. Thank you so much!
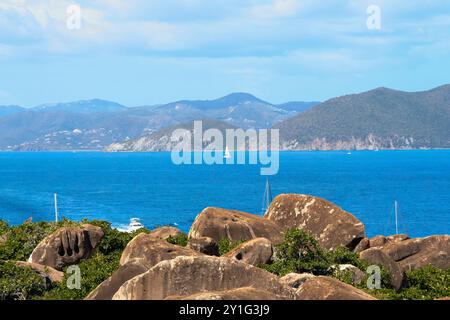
[
  {"left": 218, "top": 238, "right": 246, "bottom": 256},
  {"left": 0, "top": 261, "right": 47, "bottom": 300},
  {"left": 166, "top": 232, "right": 188, "bottom": 247},
  {"left": 0, "top": 218, "right": 148, "bottom": 300},
  {"left": 1, "top": 218, "right": 449, "bottom": 300}
]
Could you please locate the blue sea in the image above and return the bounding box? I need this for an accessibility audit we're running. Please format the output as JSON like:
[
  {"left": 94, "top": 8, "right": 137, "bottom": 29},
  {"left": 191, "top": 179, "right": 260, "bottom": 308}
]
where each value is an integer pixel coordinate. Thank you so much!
[{"left": 0, "top": 151, "right": 449, "bottom": 238}]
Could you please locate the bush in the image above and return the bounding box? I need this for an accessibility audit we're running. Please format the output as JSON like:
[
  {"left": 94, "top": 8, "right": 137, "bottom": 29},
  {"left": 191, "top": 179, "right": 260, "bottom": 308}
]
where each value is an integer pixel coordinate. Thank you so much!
[
  {"left": 0, "top": 222, "right": 55, "bottom": 261},
  {"left": 218, "top": 238, "right": 246, "bottom": 256},
  {"left": 0, "top": 261, "right": 47, "bottom": 300},
  {"left": 382, "top": 265, "right": 450, "bottom": 300},
  {"left": 167, "top": 233, "right": 188, "bottom": 247},
  {"left": 261, "top": 229, "right": 331, "bottom": 276},
  {"left": 43, "top": 251, "right": 121, "bottom": 300}
]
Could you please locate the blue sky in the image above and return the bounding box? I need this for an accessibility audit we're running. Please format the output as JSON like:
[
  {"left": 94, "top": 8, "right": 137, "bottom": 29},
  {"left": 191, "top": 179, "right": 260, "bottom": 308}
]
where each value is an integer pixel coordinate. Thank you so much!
[{"left": 1, "top": 0, "right": 450, "bottom": 107}]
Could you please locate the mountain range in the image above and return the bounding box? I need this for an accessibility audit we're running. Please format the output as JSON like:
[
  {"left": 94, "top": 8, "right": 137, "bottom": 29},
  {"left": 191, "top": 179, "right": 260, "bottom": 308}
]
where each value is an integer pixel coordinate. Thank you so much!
[
  {"left": 2, "top": 85, "right": 450, "bottom": 151},
  {"left": 108, "top": 85, "right": 450, "bottom": 152},
  {"left": 0, "top": 94, "right": 318, "bottom": 151}
]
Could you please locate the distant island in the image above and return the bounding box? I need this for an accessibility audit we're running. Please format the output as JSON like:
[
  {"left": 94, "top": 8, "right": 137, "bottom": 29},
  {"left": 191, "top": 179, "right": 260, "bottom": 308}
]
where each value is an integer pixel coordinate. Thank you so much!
[{"left": 1, "top": 85, "right": 450, "bottom": 151}]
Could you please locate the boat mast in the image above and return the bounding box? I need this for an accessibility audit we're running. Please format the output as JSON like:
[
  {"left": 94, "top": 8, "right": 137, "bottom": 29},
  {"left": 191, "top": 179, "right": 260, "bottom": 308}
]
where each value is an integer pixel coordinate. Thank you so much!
[
  {"left": 394, "top": 200, "right": 399, "bottom": 235},
  {"left": 54, "top": 193, "right": 59, "bottom": 223},
  {"left": 262, "top": 178, "right": 272, "bottom": 214}
]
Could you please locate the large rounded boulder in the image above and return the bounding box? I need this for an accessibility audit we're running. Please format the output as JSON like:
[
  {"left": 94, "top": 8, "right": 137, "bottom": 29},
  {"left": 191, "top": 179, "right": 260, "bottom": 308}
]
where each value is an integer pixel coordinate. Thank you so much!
[
  {"left": 113, "top": 256, "right": 298, "bottom": 300},
  {"left": 264, "top": 194, "right": 366, "bottom": 250},
  {"left": 189, "top": 207, "right": 284, "bottom": 244},
  {"left": 166, "top": 287, "right": 286, "bottom": 300},
  {"left": 86, "top": 259, "right": 148, "bottom": 300},
  {"left": 29, "top": 224, "right": 104, "bottom": 270},
  {"left": 224, "top": 238, "right": 273, "bottom": 266},
  {"left": 147, "top": 226, "right": 183, "bottom": 240},
  {"left": 87, "top": 233, "right": 204, "bottom": 300},
  {"left": 359, "top": 248, "right": 404, "bottom": 290},
  {"left": 296, "top": 276, "right": 376, "bottom": 300},
  {"left": 381, "top": 235, "right": 450, "bottom": 272},
  {"left": 119, "top": 233, "right": 203, "bottom": 267}
]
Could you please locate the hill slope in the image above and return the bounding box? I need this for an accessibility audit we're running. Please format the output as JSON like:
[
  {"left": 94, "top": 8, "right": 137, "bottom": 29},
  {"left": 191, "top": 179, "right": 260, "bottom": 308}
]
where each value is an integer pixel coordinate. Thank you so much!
[
  {"left": 0, "top": 93, "right": 315, "bottom": 150},
  {"left": 107, "top": 119, "right": 238, "bottom": 152},
  {"left": 277, "top": 85, "right": 450, "bottom": 150}
]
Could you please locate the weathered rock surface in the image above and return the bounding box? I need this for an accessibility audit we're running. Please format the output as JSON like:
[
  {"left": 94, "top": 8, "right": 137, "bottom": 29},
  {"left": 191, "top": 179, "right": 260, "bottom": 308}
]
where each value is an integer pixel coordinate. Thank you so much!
[
  {"left": 14, "top": 261, "right": 64, "bottom": 284},
  {"left": 381, "top": 235, "right": 450, "bottom": 272},
  {"left": 29, "top": 224, "right": 104, "bottom": 270},
  {"left": 224, "top": 238, "right": 273, "bottom": 266},
  {"left": 189, "top": 207, "right": 284, "bottom": 244},
  {"left": 369, "top": 235, "right": 388, "bottom": 248},
  {"left": 264, "top": 194, "right": 365, "bottom": 250},
  {"left": 166, "top": 287, "right": 286, "bottom": 300},
  {"left": 386, "top": 234, "right": 409, "bottom": 243},
  {"left": 147, "top": 226, "right": 183, "bottom": 240},
  {"left": 280, "top": 273, "right": 315, "bottom": 289},
  {"left": 188, "top": 237, "right": 219, "bottom": 256},
  {"left": 333, "top": 264, "right": 366, "bottom": 286},
  {"left": 360, "top": 248, "right": 404, "bottom": 290},
  {"left": 353, "top": 237, "right": 370, "bottom": 253},
  {"left": 113, "top": 256, "right": 298, "bottom": 300},
  {"left": 296, "top": 276, "right": 376, "bottom": 300},
  {"left": 86, "top": 259, "right": 148, "bottom": 300},
  {"left": 119, "top": 233, "right": 203, "bottom": 267}
]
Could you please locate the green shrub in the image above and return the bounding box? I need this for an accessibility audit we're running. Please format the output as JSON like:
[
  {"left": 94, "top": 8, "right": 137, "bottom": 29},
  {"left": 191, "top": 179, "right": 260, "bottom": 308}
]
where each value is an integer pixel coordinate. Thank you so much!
[
  {"left": 218, "top": 238, "right": 246, "bottom": 256},
  {"left": 0, "top": 222, "right": 55, "bottom": 261},
  {"left": 167, "top": 233, "right": 188, "bottom": 247},
  {"left": 327, "top": 246, "right": 369, "bottom": 271},
  {"left": 43, "top": 251, "right": 121, "bottom": 300},
  {"left": 0, "top": 261, "right": 47, "bottom": 300},
  {"left": 0, "top": 220, "right": 8, "bottom": 235},
  {"left": 260, "top": 229, "right": 330, "bottom": 276}
]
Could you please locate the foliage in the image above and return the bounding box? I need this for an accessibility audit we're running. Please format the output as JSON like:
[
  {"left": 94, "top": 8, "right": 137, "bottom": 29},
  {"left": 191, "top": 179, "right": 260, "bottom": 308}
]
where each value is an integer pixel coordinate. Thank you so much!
[
  {"left": 0, "top": 221, "right": 56, "bottom": 261},
  {"left": 259, "top": 228, "right": 392, "bottom": 291},
  {"left": 0, "top": 218, "right": 83, "bottom": 262},
  {"left": 43, "top": 251, "right": 121, "bottom": 300},
  {"left": 326, "top": 246, "right": 369, "bottom": 271},
  {"left": 218, "top": 238, "right": 246, "bottom": 256},
  {"left": 0, "top": 261, "right": 47, "bottom": 300},
  {"left": 167, "top": 232, "right": 188, "bottom": 247},
  {"left": 260, "top": 229, "right": 330, "bottom": 276},
  {"left": 369, "top": 265, "right": 450, "bottom": 300},
  {"left": 0, "top": 220, "right": 8, "bottom": 235}
]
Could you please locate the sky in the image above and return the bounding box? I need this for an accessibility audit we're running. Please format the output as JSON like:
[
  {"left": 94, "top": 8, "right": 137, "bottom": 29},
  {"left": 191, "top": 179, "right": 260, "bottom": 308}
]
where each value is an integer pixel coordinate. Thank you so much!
[{"left": 1, "top": 0, "right": 450, "bottom": 107}]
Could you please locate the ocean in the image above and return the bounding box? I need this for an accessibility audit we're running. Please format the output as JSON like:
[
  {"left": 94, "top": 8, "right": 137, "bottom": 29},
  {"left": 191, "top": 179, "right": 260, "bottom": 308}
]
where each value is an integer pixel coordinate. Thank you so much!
[{"left": 0, "top": 150, "right": 449, "bottom": 238}]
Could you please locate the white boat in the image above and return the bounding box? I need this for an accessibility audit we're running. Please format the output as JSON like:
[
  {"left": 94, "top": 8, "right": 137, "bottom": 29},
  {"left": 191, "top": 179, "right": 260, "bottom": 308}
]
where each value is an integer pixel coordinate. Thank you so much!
[
  {"left": 224, "top": 146, "right": 231, "bottom": 159},
  {"left": 118, "top": 218, "right": 145, "bottom": 233}
]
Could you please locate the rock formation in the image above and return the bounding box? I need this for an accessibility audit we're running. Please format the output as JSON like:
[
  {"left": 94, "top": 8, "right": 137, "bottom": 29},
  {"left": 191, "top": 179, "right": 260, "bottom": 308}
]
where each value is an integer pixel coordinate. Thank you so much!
[
  {"left": 29, "top": 224, "right": 104, "bottom": 270},
  {"left": 113, "top": 256, "right": 298, "bottom": 300},
  {"left": 224, "top": 238, "right": 273, "bottom": 266},
  {"left": 189, "top": 207, "right": 284, "bottom": 244},
  {"left": 296, "top": 276, "right": 376, "bottom": 300},
  {"left": 265, "top": 194, "right": 366, "bottom": 250}
]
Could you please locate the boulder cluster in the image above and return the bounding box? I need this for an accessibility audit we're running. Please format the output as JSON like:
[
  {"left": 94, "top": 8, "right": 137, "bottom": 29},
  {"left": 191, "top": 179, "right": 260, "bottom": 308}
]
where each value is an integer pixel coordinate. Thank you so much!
[{"left": 14, "top": 194, "right": 450, "bottom": 300}]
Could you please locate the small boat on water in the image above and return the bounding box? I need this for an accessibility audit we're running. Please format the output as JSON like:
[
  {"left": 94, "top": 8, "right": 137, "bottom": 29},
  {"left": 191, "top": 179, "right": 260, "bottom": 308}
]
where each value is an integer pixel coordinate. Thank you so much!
[
  {"left": 118, "top": 218, "right": 145, "bottom": 233},
  {"left": 224, "top": 146, "right": 231, "bottom": 159}
]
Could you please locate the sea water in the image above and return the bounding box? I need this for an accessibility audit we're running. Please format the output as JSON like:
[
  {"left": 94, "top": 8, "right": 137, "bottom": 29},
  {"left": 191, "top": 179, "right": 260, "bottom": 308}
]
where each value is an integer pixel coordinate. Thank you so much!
[{"left": 0, "top": 150, "right": 449, "bottom": 238}]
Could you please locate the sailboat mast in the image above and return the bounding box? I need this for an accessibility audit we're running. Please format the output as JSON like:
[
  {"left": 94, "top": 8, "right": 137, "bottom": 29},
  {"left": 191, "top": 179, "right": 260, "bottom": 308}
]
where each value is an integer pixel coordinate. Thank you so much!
[
  {"left": 54, "top": 193, "right": 59, "bottom": 223},
  {"left": 394, "top": 200, "right": 399, "bottom": 235},
  {"left": 262, "top": 178, "right": 273, "bottom": 214}
]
